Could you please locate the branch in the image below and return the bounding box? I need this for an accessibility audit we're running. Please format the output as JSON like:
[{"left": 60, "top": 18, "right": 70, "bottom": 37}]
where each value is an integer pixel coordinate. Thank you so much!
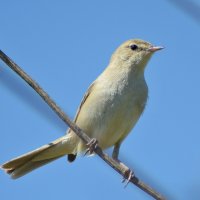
[{"left": 0, "top": 50, "right": 166, "bottom": 200}]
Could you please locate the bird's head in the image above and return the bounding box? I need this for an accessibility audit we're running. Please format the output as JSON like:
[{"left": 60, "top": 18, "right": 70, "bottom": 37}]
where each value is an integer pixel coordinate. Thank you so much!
[{"left": 110, "top": 39, "right": 163, "bottom": 71}]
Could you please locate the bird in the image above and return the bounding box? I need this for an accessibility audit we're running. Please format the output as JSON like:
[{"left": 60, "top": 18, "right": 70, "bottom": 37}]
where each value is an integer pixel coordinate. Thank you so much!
[{"left": 1, "top": 39, "right": 163, "bottom": 179}]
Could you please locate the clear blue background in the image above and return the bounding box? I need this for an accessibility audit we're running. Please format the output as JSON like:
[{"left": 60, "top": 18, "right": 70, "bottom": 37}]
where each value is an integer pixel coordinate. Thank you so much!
[{"left": 0, "top": 1, "right": 200, "bottom": 200}]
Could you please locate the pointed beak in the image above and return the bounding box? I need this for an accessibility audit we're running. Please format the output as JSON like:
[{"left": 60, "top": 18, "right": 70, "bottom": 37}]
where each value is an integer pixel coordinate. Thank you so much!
[{"left": 148, "top": 46, "right": 164, "bottom": 52}]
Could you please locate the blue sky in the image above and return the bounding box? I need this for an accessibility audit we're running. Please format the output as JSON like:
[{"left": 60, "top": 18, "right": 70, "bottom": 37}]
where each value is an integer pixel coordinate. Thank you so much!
[{"left": 0, "top": 1, "right": 200, "bottom": 200}]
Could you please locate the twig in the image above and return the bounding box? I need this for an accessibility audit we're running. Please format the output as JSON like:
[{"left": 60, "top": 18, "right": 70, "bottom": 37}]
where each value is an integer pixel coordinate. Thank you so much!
[{"left": 0, "top": 50, "right": 166, "bottom": 200}]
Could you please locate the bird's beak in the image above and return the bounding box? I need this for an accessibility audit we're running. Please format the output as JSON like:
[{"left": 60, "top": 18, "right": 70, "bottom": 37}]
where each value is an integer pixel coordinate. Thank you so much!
[{"left": 148, "top": 46, "right": 164, "bottom": 52}]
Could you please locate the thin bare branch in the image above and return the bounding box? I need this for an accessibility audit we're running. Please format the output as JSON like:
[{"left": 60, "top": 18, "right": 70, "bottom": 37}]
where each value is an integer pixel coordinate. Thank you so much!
[{"left": 0, "top": 50, "right": 166, "bottom": 200}]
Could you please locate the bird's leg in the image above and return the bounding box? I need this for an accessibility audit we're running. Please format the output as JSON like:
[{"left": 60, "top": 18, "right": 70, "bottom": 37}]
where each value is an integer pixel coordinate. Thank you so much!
[
  {"left": 112, "top": 142, "right": 121, "bottom": 161},
  {"left": 112, "top": 142, "right": 136, "bottom": 187},
  {"left": 84, "top": 138, "right": 98, "bottom": 155}
]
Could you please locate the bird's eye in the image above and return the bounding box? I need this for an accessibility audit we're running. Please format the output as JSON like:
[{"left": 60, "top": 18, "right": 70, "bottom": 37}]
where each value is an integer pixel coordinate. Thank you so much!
[{"left": 130, "top": 44, "right": 138, "bottom": 51}]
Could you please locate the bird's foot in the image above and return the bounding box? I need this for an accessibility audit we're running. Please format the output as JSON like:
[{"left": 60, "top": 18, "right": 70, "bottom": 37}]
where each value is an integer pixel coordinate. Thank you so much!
[
  {"left": 84, "top": 138, "right": 98, "bottom": 155},
  {"left": 112, "top": 158, "right": 138, "bottom": 187},
  {"left": 122, "top": 168, "right": 136, "bottom": 188}
]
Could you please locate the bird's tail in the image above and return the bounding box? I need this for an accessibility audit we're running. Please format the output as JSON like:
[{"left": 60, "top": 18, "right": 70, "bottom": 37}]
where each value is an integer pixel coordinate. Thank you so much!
[{"left": 1, "top": 135, "right": 76, "bottom": 179}]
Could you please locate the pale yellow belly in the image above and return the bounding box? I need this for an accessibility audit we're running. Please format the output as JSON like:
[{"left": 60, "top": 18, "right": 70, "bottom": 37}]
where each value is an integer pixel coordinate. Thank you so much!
[{"left": 73, "top": 86, "right": 147, "bottom": 152}]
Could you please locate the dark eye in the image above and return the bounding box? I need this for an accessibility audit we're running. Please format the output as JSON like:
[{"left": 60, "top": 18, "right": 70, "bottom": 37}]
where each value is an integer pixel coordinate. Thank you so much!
[{"left": 130, "top": 44, "right": 138, "bottom": 51}]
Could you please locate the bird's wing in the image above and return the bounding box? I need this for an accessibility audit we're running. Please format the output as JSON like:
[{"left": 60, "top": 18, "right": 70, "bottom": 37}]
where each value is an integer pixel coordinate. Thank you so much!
[
  {"left": 66, "top": 82, "right": 96, "bottom": 162},
  {"left": 74, "top": 82, "right": 95, "bottom": 123},
  {"left": 67, "top": 81, "right": 95, "bottom": 133}
]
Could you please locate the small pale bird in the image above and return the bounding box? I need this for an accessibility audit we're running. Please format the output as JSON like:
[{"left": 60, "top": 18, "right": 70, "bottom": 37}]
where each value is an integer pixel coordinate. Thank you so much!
[{"left": 1, "top": 39, "right": 163, "bottom": 179}]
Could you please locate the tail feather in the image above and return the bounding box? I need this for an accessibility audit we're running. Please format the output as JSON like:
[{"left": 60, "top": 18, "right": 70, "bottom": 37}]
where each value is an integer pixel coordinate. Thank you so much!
[
  {"left": 1, "top": 135, "right": 75, "bottom": 179},
  {"left": 7, "top": 156, "right": 63, "bottom": 179},
  {"left": 2, "top": 143, "right": 55, "bottom": 170}
]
